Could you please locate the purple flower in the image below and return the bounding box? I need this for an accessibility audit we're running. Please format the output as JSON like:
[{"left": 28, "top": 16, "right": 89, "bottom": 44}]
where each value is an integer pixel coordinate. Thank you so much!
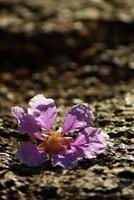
[{"left": 11, "top": 94, "right": 107, "bottom": 168}]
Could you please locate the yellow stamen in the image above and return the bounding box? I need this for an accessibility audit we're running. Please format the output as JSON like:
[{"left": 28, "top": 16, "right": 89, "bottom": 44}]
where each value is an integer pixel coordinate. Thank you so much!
[{"left": 42, "top": 132, "right": 71, "bottom": 155}]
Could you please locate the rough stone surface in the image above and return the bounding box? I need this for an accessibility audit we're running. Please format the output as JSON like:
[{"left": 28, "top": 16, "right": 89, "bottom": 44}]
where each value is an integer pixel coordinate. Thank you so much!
[{"left": 0, "top": 0, "right": 134, "bottom": 200}]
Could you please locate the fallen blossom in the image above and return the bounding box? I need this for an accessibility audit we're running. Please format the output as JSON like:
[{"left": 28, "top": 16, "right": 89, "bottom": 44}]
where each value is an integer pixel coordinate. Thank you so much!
[{"left": 11, "top": 94, "right": 107, "bottom": 168}]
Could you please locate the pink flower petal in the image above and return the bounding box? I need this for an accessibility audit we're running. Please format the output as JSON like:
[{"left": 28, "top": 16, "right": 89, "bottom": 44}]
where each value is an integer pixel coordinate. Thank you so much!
[
  {"left": 71, "top": 127, "right": 107, "bottom": 159},
  {"left": 63, "top": 104, "right": 95, "bottom": 134},
  {"left": 11, "top": 106, "right": 41, "bottom": 139},
  {"left": 11, "top": 106, "right": 25, "bottom": 121},
  {"left": 51, "top": 149, "right": 81, "bottom": 168},
  {"left": 16, "top": 142, "right": 47, "bottom": 166},
  {"left": 28, "top": 94, "right": 57, "bottom": 132},
  {"left": 29, "top": 94, "right": 55, "bottom": 110}
]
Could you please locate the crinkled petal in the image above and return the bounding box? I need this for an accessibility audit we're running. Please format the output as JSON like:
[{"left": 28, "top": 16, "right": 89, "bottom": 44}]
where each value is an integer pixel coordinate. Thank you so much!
[
  {"left": 28, "top": 94, "right": 57, "bottom": 132},
  {"left": 63, "top": 104, "right": 95, "bottom": 134},
  {"left": 11, "top": 106, "right": 25, "bottom": 121},
  {"left": 16, "top": 142, "right": 47, "bottom": 166},
  {"left": 71, "top": 127, "right": 107, "bottom": 159},
  {"left": 18, "top": 115, "right": 41, "bottom": 137},
  {"left": 51, "top": 149, "right": 82, "bottom": 169},
  {"left": 29, "top": 94, "right": 54, "bottom": 109},
  {"left": 11, "top": 106, "right": 41, "bottom": 139},
  {"left": 31, "top": 107, "right": 57, "bottom": 132}
]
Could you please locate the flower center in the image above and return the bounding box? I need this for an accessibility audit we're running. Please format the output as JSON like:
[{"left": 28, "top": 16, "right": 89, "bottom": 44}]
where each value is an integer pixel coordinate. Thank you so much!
[{"left": 42, "top": 132, "right": 71, "bottom": 155}]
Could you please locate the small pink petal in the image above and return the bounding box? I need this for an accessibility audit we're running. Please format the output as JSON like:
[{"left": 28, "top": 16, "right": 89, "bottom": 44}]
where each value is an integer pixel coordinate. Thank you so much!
[
  {"left": 11, "top": 106, "right": 41, "bottom": 139},
  {"left": 16, "top": 142, "right": 47, "bottom": 166},
  {"left": 11, "top": 106, "right": 25, "bottom": 121},
  {"left": 51, "top": 149, "right": 81, "bottom": 169},
  {"left": 63, "top": 104, "right": 95, "bottom": 134},
  {"left": 71, "top": 127, "right": 107, "bottom": 159},
  {"left": 28, "top": 94, "right": 57, "bottom": 132}
]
